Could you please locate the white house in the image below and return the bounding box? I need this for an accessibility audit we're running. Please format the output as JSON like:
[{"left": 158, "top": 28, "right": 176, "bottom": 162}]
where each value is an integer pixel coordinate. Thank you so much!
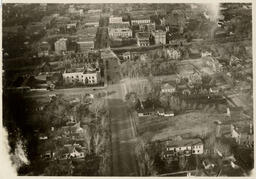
[
  {"left": 122, "top": 52, "right": 131, "bottom": 60},
  {"left": 157, "top": 108, "right": 175, "bottom": 117},
  {"left": 69, "top": 147, "right": 85, "bottom": 159},
  {"left": 161, "top": 83, "right": 176, "bottom": 93},
  {"left": 62, "top": 68, "right": 101, "bottom": 85},
  {"left": 164, "top": 138, "right": 204, "bottom": 158}
]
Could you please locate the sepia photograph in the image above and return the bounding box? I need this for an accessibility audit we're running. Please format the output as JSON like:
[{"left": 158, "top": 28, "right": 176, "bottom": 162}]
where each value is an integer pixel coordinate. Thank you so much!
[{"left": 1, "top": 1, "right": 254, "bottom": 177}]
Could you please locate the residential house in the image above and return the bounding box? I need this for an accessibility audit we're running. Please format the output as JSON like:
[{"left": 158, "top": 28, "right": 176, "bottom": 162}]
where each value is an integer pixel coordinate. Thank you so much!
[
  {"left": 161, "top": 83, "right": 176, "bottom": 93},
  {"left": 201, "top": 50, "right": 212, "bottom": 57},
  {"left": 156, "top": 108, "right": 175, "bottom": 117},
  {"left": 209, "top": 87, "right": 219, "bottom": 94},
  {"left": 163, "top": 138, "right": 204, "bottom": 159},
  {"left": 122, "top": 51, "right": 131, "bottom": 60},
  {"left": 61, "top": 144, "right": 86, "bottom": 159},
  {"left": 62, "top": 122, "right": 84, "bottom": 137},
  {"left": 137, "top": 108, "right": 155, "bottom": 117},
  {"left": 136, "top": 32, "right": 150, "bottom": 46}
]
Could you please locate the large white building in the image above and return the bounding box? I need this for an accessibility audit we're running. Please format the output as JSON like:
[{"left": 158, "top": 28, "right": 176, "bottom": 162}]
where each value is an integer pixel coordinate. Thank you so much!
[
  {"left": 109, "top": 16, "right": 123, "bottom": 24},
  {"left": 108, "top": 28, "right": 132, "bottom": 39},
  {"left": 131, "top": 19, "right": 151, "bottom": 26},
  {"left": 63, "top": 68, "right": 101, "bottom": 85},
  {"left": 55, "top": 38, "right": 68, "bottom": 54},
  {"left": 151, "top": 30, "right": 166, "bottom": 45}
]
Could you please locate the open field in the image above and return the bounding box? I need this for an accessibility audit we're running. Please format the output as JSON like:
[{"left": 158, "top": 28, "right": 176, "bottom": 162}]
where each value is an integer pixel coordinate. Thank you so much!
[{"left": 135, "top": 112, "right": 230, "bottom": 142}]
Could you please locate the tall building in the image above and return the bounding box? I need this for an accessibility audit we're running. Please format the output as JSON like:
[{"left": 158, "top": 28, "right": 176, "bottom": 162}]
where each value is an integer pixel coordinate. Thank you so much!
[
  {"left": 55, "top": 38, "right": 68, "bottom": 54},
  {"left": 151, "top": 30, "right": 166, "bottom": 44}
]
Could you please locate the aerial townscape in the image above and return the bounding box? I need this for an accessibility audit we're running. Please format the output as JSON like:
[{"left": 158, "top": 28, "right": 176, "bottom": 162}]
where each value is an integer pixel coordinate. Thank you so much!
[{"left": 2, "top": 3, "right": 253, "bottom": 176}]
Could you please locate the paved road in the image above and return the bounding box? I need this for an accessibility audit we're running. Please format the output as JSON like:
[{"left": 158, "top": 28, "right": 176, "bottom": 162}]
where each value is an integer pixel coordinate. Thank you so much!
[
  {"left": 24, "top": 87, "right": 101, "bottom": 98},
  {"left": 107, "top": 83, "right": 138, "bottom": 176},
  {"left": 104, "top": 49, "right": 138, "bottom": 176}
]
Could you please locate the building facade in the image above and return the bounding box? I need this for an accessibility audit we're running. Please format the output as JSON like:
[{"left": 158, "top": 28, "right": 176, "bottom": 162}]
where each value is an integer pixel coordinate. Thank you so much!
[
  {"left": 63, "top": 69, "right": 101, "bottom": 85},
  {"left": 164, "top": 139, "right": 204, "bottom": 159},
  {"left": 55, "top": 38, "right": 68, "bottom": 54},
  {"left": 131, "top": 19, "right": 151, "bottom": 25},
  {"left": 108, "top": 28, "right": 132, "bottom": 39},
  {"left": 151, "top": 30, "right": 166, "bottom": 45},
  {"left": 136, "top": 32, "right": 150, "bottom": 46}
]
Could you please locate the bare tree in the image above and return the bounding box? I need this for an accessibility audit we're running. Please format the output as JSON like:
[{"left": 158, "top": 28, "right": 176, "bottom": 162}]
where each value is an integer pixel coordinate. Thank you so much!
[
  {"left": 89, "top": 98, "right": 107, "bottom": 119},
  {"left": 135, "top": 138, "right": 157, "bottom": 176}
]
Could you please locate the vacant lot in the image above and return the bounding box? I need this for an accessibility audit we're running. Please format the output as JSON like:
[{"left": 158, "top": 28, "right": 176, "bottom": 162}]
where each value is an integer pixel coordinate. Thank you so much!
[{"left": 135, "top": 112, "right": 228, "bottom": 141}]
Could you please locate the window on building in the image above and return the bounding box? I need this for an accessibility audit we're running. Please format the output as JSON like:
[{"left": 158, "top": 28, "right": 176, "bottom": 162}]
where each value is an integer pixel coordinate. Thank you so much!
[{"left": 192, "top": 150, "right": 195, "bottom": 153}]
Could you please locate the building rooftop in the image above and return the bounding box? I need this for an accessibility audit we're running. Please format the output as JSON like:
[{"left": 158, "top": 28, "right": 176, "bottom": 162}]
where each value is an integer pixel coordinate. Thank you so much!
[
  {"left": 136, "top": 32, "right": 150, "bottom": 39},
  {"left": 163, "top": 138, "right": 202, "bottom": 148},
  {"left": 161, "top": 83, "right": 176, "bottom": 89}
]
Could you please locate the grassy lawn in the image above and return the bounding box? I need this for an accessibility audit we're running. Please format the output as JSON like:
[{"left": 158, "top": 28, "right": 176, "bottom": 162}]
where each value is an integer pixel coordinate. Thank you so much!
[{"left": 135, "top": 112, "right": 228, "bottom": 141}]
